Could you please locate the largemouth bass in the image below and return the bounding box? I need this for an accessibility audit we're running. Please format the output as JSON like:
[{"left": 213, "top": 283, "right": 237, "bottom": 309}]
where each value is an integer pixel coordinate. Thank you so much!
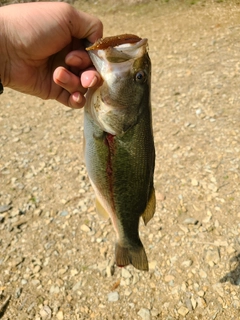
[{"left": 84, "top": 34, "right": 155, "bottom": 271}]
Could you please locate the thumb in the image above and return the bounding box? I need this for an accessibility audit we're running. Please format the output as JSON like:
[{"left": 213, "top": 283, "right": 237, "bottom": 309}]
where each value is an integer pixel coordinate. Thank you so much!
[{"left": 69, "top": 7, "right": 103, "bottom": 44}]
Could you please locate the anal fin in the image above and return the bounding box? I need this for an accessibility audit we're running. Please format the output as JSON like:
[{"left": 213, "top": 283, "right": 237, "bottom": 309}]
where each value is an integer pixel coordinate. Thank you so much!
[
  {"left": 95, "top": 197, "right": 109, "bottom": 220},
  {"left": 142, "top": 187, "right": 156, "bottom": 225}
]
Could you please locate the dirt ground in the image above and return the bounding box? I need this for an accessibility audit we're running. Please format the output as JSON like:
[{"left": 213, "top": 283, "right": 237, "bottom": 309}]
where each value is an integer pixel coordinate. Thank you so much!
[{"left": 0, "top": 0, "right": 240, "bottom": 319}]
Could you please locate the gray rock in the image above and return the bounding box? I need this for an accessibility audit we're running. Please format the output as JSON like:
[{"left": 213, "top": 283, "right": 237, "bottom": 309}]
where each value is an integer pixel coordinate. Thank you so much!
[
  {"left": 72, "top": 281, "right": 82, "bottom": 291},
  {"left": 121, "top": 268, "right": 132, "bottom": 279},
  {"left": 108, "top": 291, "right": 119, "bottom": 302},
  {"left": 60, "top": 210, "right": 68, "bottom": 217},
  {"left": 137, "top": 308, "right": 151, "bottom": 320},
  {"left": 0, "top": 205, "right": 11, "bottom": 213}
]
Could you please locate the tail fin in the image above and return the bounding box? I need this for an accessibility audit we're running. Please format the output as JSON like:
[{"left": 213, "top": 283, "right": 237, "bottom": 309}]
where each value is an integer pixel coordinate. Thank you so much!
[{"left": 115, "top": 242, "right": 149, "bottom": 271}]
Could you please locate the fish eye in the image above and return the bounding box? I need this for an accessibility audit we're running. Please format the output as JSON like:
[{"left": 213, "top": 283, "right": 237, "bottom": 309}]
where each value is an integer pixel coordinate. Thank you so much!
[{"left": 135, "top": 70, "right": 146, "bottom": 83}]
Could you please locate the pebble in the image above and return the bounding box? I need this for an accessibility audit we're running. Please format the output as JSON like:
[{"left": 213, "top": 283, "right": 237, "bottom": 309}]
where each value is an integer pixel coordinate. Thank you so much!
[
  {"left": 15, "top": 287, "right": 22, "bottom": 298},
  {"left": 199, "top": 270, "right": 207, "bottom": 278},
  {"left": 80, "top": 224, "right": 91, "bottom": 232},
  {"left": 191, "top": 179, "right": 199, "bottom": 186},
  {"left": 122, "top": 268, "right": 132, "bottom": 279},
  {"left": 181, "top": 259, "right": 193, "bottom": 267},
  {"left": 106, "top": 264, "right": 115, "bottom": 277},
  {"left": 0, "top": 205, "right": 11, "bottom": 213},
  {"left": 178, "top": 306, "right": 189, "bottom": 316},
  {"left": 72, "top": 281, "right": 82, "bottom": 291},
  {"left": 108, "top": 291, "right": 119, "bottom": 302},
  {"left": 205, "top": 249, "right": 220, "bottom": 266},
  {"left": 149, "top": 260, "right": 157, "bottom": 270},
  {"left": 137, "top": 308, "right": 151, "bottom": 320},
  {"left": 21, "top": 279, "right": 28, "bottom": 285},
  {"left": 40, "top": 306, "right": 52, "bottom": 319},
  {"left": 197, "top": 297, "right": 207, "bottom": 308},
  {"left": 164, "top": 274, "right": 175, "bottom": 282},
  {"left": 31, "top": 279, "right": 40, "bottom": 286},
  {"left": 183, "top": 217, "right": 198, "bottom": 225},
  {"left": 50, "top": 285, "right": 60, "bottom": 294},
  {"left": 191, "top": 298, "right": 197, "bottom": 310},
  {"left": 56, "top": 311, "right": 64, "bottom": 320},
  {"left": 60, "top": 210, "right": 68, "bottom": 217}
]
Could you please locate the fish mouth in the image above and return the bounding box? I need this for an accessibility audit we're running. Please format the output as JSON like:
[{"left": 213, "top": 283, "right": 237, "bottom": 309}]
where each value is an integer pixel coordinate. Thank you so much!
[{"left": 86, "top": 34, "right": 148, "bottom": 73}]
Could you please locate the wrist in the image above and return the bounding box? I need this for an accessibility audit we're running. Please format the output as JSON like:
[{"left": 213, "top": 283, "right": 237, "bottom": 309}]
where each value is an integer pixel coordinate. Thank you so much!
[{"left": 0, "top": 7, "right": 9, "bottom": 88}]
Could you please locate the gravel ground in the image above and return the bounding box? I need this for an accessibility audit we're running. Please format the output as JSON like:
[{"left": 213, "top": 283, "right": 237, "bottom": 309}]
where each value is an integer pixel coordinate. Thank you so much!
[{"left": 0, "top": 0, "right": 240, "bottom": 319}]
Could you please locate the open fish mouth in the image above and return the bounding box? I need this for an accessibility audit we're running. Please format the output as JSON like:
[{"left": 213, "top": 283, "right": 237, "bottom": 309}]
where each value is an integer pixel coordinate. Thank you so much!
[{"left": 86, "top": 34, "right": 148, "bottom": 76}]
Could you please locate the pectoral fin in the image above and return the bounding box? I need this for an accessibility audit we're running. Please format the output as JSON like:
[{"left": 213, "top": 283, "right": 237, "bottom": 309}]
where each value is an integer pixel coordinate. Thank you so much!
[{"left": 141, "top": 187, "right": 156, "bottom": 225}]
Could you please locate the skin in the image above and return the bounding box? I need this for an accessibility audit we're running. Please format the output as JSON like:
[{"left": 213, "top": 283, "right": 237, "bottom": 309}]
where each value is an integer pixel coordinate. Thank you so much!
[{"left": 0, "top": 2, "right": 103, "bottom": 108}]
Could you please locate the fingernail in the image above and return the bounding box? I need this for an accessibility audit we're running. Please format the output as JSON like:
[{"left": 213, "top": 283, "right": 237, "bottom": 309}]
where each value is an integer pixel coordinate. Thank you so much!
[
  {"left": 60, "top": 70, "right": 70, "bottom": 84},
  {"left": 66, "top": 54, "right": 82, "bottom": 66},
  {"left": 88, "top": 76, "right": 98, "bottom": 88},
  {"left": 72, "top": 92, "right": 82, "bottom": 103}
]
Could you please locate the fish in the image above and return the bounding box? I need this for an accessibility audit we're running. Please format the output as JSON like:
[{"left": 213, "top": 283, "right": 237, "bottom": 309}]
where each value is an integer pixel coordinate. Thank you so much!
[{"left": 84, "top": 34, "right": 155, "bottom": 271}]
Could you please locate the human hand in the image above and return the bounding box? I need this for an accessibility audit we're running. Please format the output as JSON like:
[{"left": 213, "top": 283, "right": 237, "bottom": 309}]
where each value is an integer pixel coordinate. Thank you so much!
[{"left": 0, "top": 2, "right": 103, "bottom": 108}]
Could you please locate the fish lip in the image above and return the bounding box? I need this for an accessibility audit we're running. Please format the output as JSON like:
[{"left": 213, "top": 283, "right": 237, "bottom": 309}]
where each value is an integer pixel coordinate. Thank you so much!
[
  {"left": 87, "top": 38, "right": 148, "bottom": 76},
  {"left": 86, "top": 34, "right": 143, "bottom": 51}
]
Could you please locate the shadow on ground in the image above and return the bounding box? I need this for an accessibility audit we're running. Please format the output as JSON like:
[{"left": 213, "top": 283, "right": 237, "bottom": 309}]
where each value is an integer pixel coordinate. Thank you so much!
[{"left": 220, "top": 253, "right": 240, "bottom": 286}]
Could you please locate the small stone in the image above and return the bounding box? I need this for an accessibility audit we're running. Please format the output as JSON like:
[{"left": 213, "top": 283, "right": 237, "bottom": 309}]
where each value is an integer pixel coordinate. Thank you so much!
[
  {"left": 197, "top": 297, "right": 207, "bottom": 308},
  {"left": 56, "top": 311, "right": 64, "bottom": 320},
  {"left": 183, "top": 217, "right": 198, "bottom": 225},
  {"left": 208, "top": 183, "right": 218, "bottom": 192},
  {"left": 106, "top": 265, "right": 114, "bottom": 277},
  {"left": 0, "top": 205, "right": 11, "bottom": 213},
  {"left": 58, "top": 268, "right": 68, "bottom": 275},
  {"left": 60, "top": 210, "right": 68, "bottom": 217},
  {"left": 31, "top": 279, "right": 40, "bottom": 286},
  {"left": 151, "top": 308, "right": 159, "bottom": 317},
  {"left": 191, "top": 297, "right": 197, "bottom": 309},
  {"left": 149, "top": 260, "right": 157, "bottom": 270},
  {"left": 40, "top": 305, "right": 52, "bottom": 319},
  {"left": 137, "top": 308, "right": 151, "bottom": 320},
  {"left": 198, "top": 290, "right": 205, "bottom": 297},
  {"left": 108, "top": 291, "right": 119, "bottom": 302},
  {"left": 156, "top": 192, "right": 166, "bottom": 201},
  {"left": 80, "top": 224, "right": 91, "bottom": 232},
  {"left": 33, "top": 265, "right": 41, "bottom": 273},
  {"left": 191, "top": 179, "right": 199, "bottom": 186},
  {"left": 70, "top": 269, "right": 79, "bottom": 277},
  {"left": 15, "top": 287, "right": 22, "bottom": 298},
  {"left": 50, "top": 285, "right": 60, "bottom": 294},
  {"left": 122, "top": 268, "right": 132, "bottom": 279},
  {"left": 72, "top": 281, "right": 82, "bottom": 291},
  {"left": 226, "top": 245, "right": 235, "bottom": 254},
  {"left": 199, "top": 270, "right": 207, "bottom": 278},
  {"left": 205, "top": 249, "right": 220, "bottom": 266},
  {"left": 164, "top": 274, "right": 175, "bottom": 282},
  {"left": 185, "top": 298, "right": 193, "bottom": 311},
  {"left": 181, "top": 260, "right": 193, "bottom": 268},
  {"left": 178, "top": 306, "right": 189, "bottom": 316},
  {"left": 124, "top": 288, "right": 132, "bottom": 296}
]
